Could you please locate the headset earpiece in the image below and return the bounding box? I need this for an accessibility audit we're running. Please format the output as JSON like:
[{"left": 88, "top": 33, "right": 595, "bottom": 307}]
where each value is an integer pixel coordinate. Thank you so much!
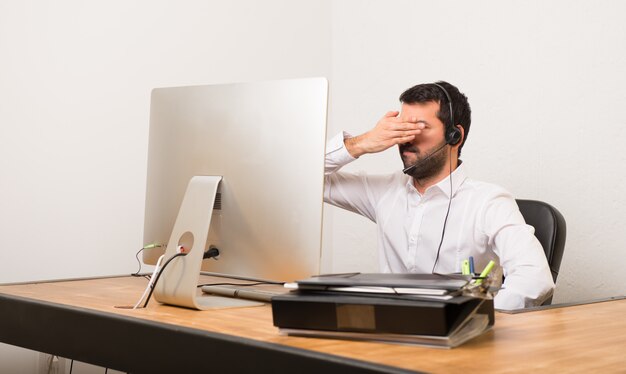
[
  {"left": 432, "top": 82, "right": 461, "bottom": 146},
  {"left": 446, "top": 126, "right": 462, "bottom": 145}
]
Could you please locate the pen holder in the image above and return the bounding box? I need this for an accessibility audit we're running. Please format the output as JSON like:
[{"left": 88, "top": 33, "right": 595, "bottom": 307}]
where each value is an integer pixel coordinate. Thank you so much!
[{"left": 462, "top": 266, "right": 502, "bottom": 300}]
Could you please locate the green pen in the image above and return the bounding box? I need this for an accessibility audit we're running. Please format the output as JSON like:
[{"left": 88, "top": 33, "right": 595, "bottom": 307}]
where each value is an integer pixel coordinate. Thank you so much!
[
  {"left": 461, "top": 259, "right": 471, "bottom": 275},
  {"left": 475, "top": 260, "right": 495, "bottom": 285}
]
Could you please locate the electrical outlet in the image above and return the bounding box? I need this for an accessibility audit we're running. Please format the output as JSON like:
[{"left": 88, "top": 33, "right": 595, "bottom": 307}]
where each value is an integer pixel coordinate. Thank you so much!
[{"left": 38, "top": 354, "right": 66, "bottom": 374}]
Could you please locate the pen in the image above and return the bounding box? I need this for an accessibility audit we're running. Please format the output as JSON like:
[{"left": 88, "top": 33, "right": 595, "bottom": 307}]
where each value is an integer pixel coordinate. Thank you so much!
[
  {"left": 461, "top": 259, "right": 471, "bottom": 275},
  {"left": 475, "top": 260, "right": 495, "bottom": 285},
  {"left": 468, "top": 256, "right": 475, "bottom": 275}
]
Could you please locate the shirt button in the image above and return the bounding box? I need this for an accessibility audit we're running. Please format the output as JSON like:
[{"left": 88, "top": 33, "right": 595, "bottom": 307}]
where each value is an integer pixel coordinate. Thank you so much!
[{"left": 410, "top": 236, "right": 416, "bottom": 243}]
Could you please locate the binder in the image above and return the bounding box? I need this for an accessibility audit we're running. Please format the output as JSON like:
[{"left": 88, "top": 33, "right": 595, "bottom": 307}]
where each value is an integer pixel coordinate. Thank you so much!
[
  {"left": 294, "top": 273, "right": 469, "bottom": 292},
  {"left": 279, "top": 313, "right": 491, "bottom": 349},
  {"left": 272, "top": 273, "right": 493, "bottom": 348},
  {"left": 271, "top": 292, "right": 494, "bottom": 345}
]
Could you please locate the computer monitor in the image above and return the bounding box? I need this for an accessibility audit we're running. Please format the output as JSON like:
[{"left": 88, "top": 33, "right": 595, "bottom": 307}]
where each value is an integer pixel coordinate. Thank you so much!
[{"left": 142, "top": 78, "right": 328, "bottom": 309}]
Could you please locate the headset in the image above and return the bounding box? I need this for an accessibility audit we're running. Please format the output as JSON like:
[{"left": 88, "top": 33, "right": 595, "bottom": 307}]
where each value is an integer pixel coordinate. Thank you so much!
[
  {"left": 429, "top": 82, "right": 460, "bottom": 274},
  {"left": 402, "top": 82, "right": 463, "bottom": 175},
  {"left": 400, "top": 82, "right": 463, "bottom": 273},
  {"left": 432, "top": 82, "right": 462, "bottom": 146}
]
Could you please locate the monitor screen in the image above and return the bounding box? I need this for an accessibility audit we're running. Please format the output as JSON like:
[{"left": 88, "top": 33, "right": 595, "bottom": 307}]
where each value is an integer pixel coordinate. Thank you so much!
[{"left": 143, "top": 78, "right": 328, "bottom": 283}]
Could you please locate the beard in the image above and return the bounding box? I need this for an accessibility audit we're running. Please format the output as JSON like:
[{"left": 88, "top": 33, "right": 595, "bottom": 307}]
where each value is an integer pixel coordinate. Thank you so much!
[{"left": 399, "top": 141, "right": 448, "bottom": 181}]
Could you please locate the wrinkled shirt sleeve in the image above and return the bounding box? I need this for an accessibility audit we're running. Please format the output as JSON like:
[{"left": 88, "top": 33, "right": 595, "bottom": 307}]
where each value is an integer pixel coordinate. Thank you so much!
[
  {"left": 479, "top": 192, "right": 556, "bottom": 309},
  {"left": 323, "top": 132, "right": 378, "bottom": 222}
]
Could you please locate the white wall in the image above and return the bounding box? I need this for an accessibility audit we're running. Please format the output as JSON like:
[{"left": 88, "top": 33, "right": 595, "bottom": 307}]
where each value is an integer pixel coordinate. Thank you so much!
[
  {"left": 326, "top": 0, "right": 626, "bottom": 304},
  {"left": 0, "top": 0, "right": 330, "bottom": 371},
  {"left": 2, "top": 0, "right": 626, "bottom": 371},
  {"left": 0, "top": 0, "right": 331, "bottom": 282}
]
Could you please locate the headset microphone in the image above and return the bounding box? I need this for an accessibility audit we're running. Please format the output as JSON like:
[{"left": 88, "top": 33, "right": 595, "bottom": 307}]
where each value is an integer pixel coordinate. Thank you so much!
[{"left": 402, "top": 141, "right": 448, "bottom": 175}]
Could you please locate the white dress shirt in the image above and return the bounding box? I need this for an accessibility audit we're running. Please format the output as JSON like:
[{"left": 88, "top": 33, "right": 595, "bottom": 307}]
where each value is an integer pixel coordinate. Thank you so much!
[{"left": 324, "top": 132, "right": 555, "bottom": 310}]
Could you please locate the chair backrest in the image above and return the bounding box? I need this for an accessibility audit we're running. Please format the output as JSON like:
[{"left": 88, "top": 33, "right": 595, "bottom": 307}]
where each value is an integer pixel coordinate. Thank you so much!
[{"left": 516, "top": 199, "right": 567, "bottom": 283}]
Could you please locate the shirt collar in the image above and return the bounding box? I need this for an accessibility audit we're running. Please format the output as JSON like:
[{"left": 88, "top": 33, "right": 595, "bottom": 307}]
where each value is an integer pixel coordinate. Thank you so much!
[{"left": 404, "top": 161, "right": 468, "bottom": 198}]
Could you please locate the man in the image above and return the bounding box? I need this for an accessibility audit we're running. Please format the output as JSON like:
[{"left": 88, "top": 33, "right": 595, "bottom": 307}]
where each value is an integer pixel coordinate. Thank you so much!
[{"left": 324, "top": 81, "right": 554, "bottom": 310}]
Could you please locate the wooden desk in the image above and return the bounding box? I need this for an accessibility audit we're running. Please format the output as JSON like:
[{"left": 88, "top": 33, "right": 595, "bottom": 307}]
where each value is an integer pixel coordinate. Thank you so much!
[{"left": 1, "top": 275, "right": 625, "bottom": 373}]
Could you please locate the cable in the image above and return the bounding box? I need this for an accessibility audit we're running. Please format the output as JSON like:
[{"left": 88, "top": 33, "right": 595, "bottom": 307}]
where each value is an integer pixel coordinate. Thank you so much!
[
  {"left": 203, "top": 246, "right": 220, "bottom": 260},
  {"left": 196, "top": 249, "right": 284, "bottom": 288},
  {"left": 142, "top": 252, "right": 187, "bottom": 308},
  {"left": 132, "top": 244, "right": 163, "bottom": 277},
  {"left": 133, "top": 254, "right": 165, "bottom": 309},
  {"left": 431, "top": 146, "right": 454, "bottom": 274},
  {"left": 131, "top": 247, "right": 145, "bottom": 276},
  {"left": 133, "top": 246, "right": 221, "bottom": 308}
]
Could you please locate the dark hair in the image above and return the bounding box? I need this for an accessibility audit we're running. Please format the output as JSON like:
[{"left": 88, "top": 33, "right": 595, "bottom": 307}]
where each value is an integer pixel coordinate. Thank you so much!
[{"left": 399, "top": 81, "right": 471, "bottom": 156}]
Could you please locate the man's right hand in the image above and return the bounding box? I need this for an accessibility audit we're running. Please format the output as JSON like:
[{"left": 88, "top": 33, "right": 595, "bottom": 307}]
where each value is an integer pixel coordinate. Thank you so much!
[{"left": 344, "top": 111, "right": 424, "bottom": 158}]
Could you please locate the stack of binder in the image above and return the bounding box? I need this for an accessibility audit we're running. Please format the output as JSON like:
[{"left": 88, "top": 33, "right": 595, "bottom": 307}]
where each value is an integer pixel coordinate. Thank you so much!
[{"left": 271, "top": 273, "right": 494, "bottom": 348}]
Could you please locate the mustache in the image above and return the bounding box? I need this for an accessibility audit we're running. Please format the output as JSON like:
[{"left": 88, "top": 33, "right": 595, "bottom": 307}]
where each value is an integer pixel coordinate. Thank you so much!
[{"left": 399, "top": 143, "right": 419, "bottom": 154}]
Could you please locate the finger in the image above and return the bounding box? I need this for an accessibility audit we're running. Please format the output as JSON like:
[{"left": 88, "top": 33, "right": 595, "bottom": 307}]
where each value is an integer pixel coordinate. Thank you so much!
[
  {"left": 388, "top": 115, "right": 414, "bottom": 122},
  {"left": 396, "top": 129, "right": 422, "bottom": 139},
  {"left": 384, "top": 115, "right": 416, "bottom": 125},
  {"left": 384, "top": 111, "right": 400, "bottom": 118},
  {"left": 403, "top": 128, "right": 423, "bottom": 137},
  {"left": 388, "top": 116, "right": 422, "bottom": 127},
  {"left": 390, "top": 122, "right": 425, "bottom": 131},
  {"left": 390, "top": 115, "right": 418, "bottom": 123},
  {"left": 394, "top": 135, "right": 416, "bottom": 144}
]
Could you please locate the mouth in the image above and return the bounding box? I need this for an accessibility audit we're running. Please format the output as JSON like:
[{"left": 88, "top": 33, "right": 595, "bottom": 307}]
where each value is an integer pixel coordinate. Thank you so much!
[
  {"left": 399, "top": 144, "right": 418, "bottom": 154},
  {"left": 399, "top": 146, "right": 419, "bottom": 166},
  {"left": 399, "top": 144, "right": 419, "bottom": 159}
]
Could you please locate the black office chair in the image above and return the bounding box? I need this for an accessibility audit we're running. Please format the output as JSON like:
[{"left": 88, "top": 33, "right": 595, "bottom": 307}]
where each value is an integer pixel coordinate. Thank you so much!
[{"left": 516, "top": 199, "right": 566, "bottom": 305}]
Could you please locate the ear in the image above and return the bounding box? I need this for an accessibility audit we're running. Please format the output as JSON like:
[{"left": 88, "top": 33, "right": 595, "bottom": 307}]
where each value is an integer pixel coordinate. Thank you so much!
[
  {"left": 450, "top": 125, "right": 464, "bottom": 155},
  {"left": 454, "top": 125, "right": 464, "bottom": 146}
]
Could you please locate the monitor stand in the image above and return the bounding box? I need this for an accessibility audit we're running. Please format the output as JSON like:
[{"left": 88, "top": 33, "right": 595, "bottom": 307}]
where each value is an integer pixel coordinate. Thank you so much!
[{"left": 153, "top": 176, "right": 262, "bottom": 310}]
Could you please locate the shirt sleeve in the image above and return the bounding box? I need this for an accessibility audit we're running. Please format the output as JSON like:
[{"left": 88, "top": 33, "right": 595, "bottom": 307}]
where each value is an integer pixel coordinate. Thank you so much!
[
  {"left": 323, "top": 132, "right": 381, "bottom": 222},
  {"left": 478, "top": 190, "right": 556, "bottom": 310},
  {"left": 325, "top": 131, "right": 357, "bottom": 175}
]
